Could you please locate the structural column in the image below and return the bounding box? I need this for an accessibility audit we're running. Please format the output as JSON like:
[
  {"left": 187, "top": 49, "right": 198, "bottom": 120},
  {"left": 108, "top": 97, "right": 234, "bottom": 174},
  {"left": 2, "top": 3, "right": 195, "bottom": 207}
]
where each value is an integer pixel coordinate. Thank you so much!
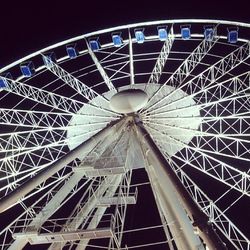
[
  {"left": 134, "top": 118, "right": 227, "bottom": 250},
  {"left": 0, "top": 117, "right": 127, "bottom": 213}
]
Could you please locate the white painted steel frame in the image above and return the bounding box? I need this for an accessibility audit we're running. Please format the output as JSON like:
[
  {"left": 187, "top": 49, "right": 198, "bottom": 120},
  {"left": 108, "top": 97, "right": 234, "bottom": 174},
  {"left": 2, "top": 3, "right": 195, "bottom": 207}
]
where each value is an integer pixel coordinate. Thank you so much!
[
  {"left": 168, "top": 159, "right": 250, "bottom": 250},
  {"left": 0, "top": 19, "right": 250, "bottom": 250},
  {"left": 144, "top": 41, "right": 250, "bottom": 114},
  {"left": 147, "top": 26, "right": 174, "bottom": 86},
  {"left": 1, "top": 18, "right": 250, "bottom": 73}
]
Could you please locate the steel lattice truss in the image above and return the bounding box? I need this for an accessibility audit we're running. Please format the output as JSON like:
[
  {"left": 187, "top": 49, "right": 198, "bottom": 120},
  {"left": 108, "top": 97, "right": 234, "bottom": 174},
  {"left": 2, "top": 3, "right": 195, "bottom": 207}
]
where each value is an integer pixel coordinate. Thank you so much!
[{"left": 0, "top": 19, "right": 250, "bottom": 250}]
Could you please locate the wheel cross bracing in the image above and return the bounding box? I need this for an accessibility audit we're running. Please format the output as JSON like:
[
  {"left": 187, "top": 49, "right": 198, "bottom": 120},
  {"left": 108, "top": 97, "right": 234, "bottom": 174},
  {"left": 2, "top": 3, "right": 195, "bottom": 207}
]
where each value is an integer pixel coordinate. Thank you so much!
[{"left": 0, "top": 19, "right": 250, "bottom": 250}]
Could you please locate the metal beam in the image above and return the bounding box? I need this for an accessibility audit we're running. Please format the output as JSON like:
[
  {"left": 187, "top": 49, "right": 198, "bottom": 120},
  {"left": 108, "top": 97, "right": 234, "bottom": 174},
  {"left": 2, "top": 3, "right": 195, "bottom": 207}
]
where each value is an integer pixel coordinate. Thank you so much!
[
  {"left": 144, "top": 37, "right": 218, "bottom": 110},
  {"left": 146, "top": 125, "right": 250, "bottom": 196},
  {"left": 43, "top": 56, "right": 112, "bottom": 109},
  {"left": 7, "top": 172, "right": 86, "bottom": 250},
  {"left": 76, "top": 165, "right": 126, "bottom": 177},
  {"left": 169, "top": 159, "right": 250, "bottom": 250},
  {"left": 168, "top": 37, "right": 218, "bottom": 88},
  {"left": 0, "top": 128, "right": 65, "bottom": 153},
  {"left": 86, "top": 42, "right": 117, "bottom": 93},
  {"left": 144, "top": 161, "right": 177, "bottom": 250},
  {"left": 145, "top": 41, "right": 250, "bottom": 115},
  {"left": 0, "top": 117, "right": 127, "bottom": 213},
  {"left": 0, "top": 109, "right": 70, "bottom": 129},
  {"left": 13, "top": 228, "right": 113, "bottom": 245},
  {"left": 74, "top": 175, "right": 123, "bottom": 250},
  {"left": 134, "top": 117, "right": 227, "bottom": 250},
  {"left": 2, "top": 77, "right": 83, "bottom": 114},
  {"left": 147, "top": 26, "right": 174, "bottom": 85},
  {"left": 128, "top": 30, "right": 135, "bottom": 86},
  {"left": 48, "top": 175, "right": 122, "bottom": 250},
  {"left": 140, "top": 139, "right": 204, "bottom": 250},
  {"left": 7, "top": 116, "right": 129, "bottom": 249}
]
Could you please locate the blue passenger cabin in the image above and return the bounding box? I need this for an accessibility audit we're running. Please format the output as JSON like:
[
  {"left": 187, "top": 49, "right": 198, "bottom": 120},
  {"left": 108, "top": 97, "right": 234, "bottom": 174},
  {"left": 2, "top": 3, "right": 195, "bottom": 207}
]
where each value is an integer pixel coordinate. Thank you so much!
[
  {"left": 0, "top": 72, "right": 11, "bottom": 89},
  {"left": 228, "top": 28, "right": 238, "bottom": 43},
  {"left": 181, "top": 26, "right": 191, "bottom": 40},
  {"left": 134, "top": 29, "right": 145, "bottom": 44},
  {"left": 20, "top": 61, "right": 35, "bottom": 77},
  {"left": 112, "top": 34, "right": 123, "bottom": 47},
  {"left": 204, "top": 27, "right": 215, "bottom": 41},
  {"left": 158, "top": 27, "right": 168, "bottom": 41},
  {"left": 0, "top": 78, "right": 7, "bottom": 88},
  {"left": 66, "top": 44, "right": 79, "bottom": 58},
  {"left": 0, "top": 77, "right": 7, "bottom": 88},
  {"left": 89, "top": 39, "right": 100, "bottom": 51},
  {"left": 43, "top": 52, "right": 57, "bottom": 65}
]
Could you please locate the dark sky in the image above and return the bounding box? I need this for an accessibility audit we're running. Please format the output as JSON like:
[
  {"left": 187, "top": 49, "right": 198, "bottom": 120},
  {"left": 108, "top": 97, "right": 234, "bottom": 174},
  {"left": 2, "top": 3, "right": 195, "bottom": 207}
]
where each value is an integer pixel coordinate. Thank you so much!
[{"left": 1, "top": 0, "right": 250, "bottom": 68}]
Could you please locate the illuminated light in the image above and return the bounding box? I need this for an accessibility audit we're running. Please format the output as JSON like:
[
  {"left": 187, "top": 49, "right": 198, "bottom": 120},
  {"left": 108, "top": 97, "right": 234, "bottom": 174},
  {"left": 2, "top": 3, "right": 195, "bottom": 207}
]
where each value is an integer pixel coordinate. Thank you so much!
[
  {"left": 228, "top": 28, "right": 238, "bottom": 43},
  {"left": 89, "top": 39, "right": 100, "bottom": 51},
  {"left": 66, "top": 43, "right": 78, "bottom": 58},
  {"left": 112, "top": 34, "right": 123, "bottom": 47},
  {"left": 20, "top": 61, "right": 35, "bottom": 77},
  {"left": 158, "top": 27, "right": 168, "bottom": 41},
  {"left": 134, "top": 29, "right": 145, "bottom": 44},
  {"left": 181, "top": 26, "right": 191, "bottom": 40},
  {"left": 204, "top": 27, "right": 215, "bottom": 41}
]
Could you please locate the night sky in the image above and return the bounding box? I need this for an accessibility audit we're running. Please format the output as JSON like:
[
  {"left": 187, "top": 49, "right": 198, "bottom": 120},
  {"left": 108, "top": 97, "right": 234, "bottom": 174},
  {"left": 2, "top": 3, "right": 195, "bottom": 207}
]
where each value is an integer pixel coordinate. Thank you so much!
[
  {"left": 1, "top": 0, "right": 250, "bottom": 249},
  {"left": 1, "top": 0, "right": 250, "bottom": 68}
]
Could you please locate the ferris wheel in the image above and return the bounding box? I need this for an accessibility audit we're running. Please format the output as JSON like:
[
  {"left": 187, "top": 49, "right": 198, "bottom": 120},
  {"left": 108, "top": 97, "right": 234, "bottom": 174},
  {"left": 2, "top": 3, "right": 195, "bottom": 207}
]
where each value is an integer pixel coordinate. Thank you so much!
[{"left": 0, "top": 19, "right": 249, "bottom": 250}]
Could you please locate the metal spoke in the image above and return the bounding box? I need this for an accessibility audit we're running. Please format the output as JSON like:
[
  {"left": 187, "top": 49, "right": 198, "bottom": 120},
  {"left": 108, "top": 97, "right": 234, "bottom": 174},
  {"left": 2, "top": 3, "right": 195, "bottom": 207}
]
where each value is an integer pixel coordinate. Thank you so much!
[
  {"left": 0, "top": 108, "right": 70, "bottom": 128},
  {"left": 0, "top": 126, "right": 105, "bottom": 197},
  {"left": 146, "top": 90, "right": 250, "bottom": 120},
  {"left": 86, "top": 41, "right": 117, "bottom": 93},
  {"left": 1, "top": 20, "right": 250, "bottom": 250},
  {"left": 0, "top": 108, "right": 114, "bottom": 128},
  {"left": 0, "top": 162, "right": 56, "bottom": 194},
  {"left": 0, "top": 128, "right": 65, "bottom": 152},
  {"left": 128, "top": 30, "right": 135, "bottom": 86},
  {"left": 144, "top": 41, "right": 250, "bottom": 115},
  {"left": 2, "top": 77, "right": 83, "bottom": 114},
  {"left": 146, "top": 124, "right": 250, "bottom": 195},
  {"left": 145, "top": 70, "right": 250, "bottom": 117},
  {"left": 144, "top": 36, "right": 219, "bottom": 111},
  {"left": 43, "top": 55, "right": 117, "bottom": 113},
  {"left": 146, "top": 26, "right": 174, "bottom": 86},
  {"left": 144, "top": 119, "right": 250, "bottom": 143},
  {"left": 0, "top": 129, "right": 101, "bottom": 164}
]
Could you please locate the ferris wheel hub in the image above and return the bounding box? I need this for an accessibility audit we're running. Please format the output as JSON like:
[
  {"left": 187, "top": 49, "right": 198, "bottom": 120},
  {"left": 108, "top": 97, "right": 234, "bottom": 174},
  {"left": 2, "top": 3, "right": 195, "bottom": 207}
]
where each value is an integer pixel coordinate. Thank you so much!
[{"left": 109, "top": 89, "right": 148, "bottom": 114}]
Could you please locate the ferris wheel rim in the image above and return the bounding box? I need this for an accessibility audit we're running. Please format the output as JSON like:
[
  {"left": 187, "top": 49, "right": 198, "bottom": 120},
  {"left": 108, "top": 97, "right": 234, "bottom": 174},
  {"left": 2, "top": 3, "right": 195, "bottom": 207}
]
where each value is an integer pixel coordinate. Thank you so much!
[
  {"left": 1, "top": 18, "right": 250, "bottom": 73},
  {"left": 0, "top": 18, "right": 250, "bottom": 250}
]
